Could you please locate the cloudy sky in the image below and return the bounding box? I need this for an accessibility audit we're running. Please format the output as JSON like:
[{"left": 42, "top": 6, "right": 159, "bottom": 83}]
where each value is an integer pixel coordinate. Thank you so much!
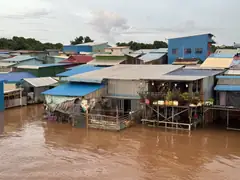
[{"left": 0, "top": 0, "right": 239, "bottom": 45}]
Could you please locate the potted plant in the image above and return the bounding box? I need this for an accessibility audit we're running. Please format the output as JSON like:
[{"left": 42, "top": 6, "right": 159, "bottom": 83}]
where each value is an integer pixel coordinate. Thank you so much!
[
  {"left": 204, "top": 98, "right": 214, "bottom": 106},
  {"left": 191, "top": 92, "right": 201, "bottom": 105},
  {"left": 180, "top": 92, "right": 190, "bottom": 106},
  {"left": 172, "top": 89, "right": 180, "bottom": 106},
  {"left": 165, "top": 91, "right": 173, "bottom": 106}
]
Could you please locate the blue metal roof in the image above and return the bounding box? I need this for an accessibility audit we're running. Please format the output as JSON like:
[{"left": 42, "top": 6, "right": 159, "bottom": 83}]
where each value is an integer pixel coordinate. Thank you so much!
[
  {"left": 139, "top": 52, "right": 166, "bottom": 62},
  {"left": 216, "top": 75, "right": 240, "bottom": 79},
  {"left": 42, "top": 82, "right": 105, "bottom": 96},
  {"left": 209, "top": 54, "right": 235, "bottom": 58},
  {"left": 215, "top": 85, "right": 240, "bottom": 91},
  {"left": 57, "top": 65, "right": 105, "bottom": 77},
  {"left": 0, "top": 72, "right": 36, "bottom": 83},
  {"left": 167, "top": 68, "right": 223, "bottom": 76}
]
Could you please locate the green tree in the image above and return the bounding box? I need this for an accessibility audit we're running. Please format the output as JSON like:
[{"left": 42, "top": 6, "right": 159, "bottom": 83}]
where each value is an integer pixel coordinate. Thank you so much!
[
  {"left": 0, "top": 36, "right": 63, "bottom": 50},
  {"left": 84, "top": 36, "right": 94, "bottom": 43},
  {"left": 70, "top": 36, "right": 84, "bottom": 45},
  {"left": 116, "top": 40, "right": 168, "bottom": 50}
]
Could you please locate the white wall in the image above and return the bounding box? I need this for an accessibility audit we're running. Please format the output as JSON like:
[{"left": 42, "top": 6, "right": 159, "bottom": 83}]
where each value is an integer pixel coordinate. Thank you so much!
[{"left": 108, "top": 80, "right": 147, "bottom": 98}]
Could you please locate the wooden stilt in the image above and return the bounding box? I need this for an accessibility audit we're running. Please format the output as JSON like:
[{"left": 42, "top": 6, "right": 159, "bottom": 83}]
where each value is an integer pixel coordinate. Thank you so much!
[{"left": 227, "top": 109, "right": 229, "bottom": 129}]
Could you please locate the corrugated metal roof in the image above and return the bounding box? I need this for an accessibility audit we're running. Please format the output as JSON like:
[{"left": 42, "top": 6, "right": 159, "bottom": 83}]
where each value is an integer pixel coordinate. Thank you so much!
[
  {"left": 17, "top": 63, "right": 71, "bottom": 69},
  {"left": 1, "top": 55, "right": 37, "bottom": 62},
  {"left": 156, "top": 75, "right": 205, "bottom": 81},
  {"left": 168, "top": 68, "right": 223, "bottom": 76},
  {"left": 87, "top": 59, "right": 125, "bottom": 66},
  {"left": 173, "top": 58, "right": 200, "bottom": 65},
  {"left": 139, "top": 52, "right": 166, "bottom": 62},
  {"left": 200, "top": 57, "right": 233, "bottom": 68},
  {"left": 0, "top": 62, "right": 17, "bottom": 67},
  {"left": 68, "top": 65, "right": 183, "bottom": 83},
  {"left": 214, "top": 85, "right": 240, "bottom": 91},
  {"left": 0, "top": 72, "right": 36, "bottom": 83},
  {"left": 42, "top": 83, "right": 105, "bottom": 96},
  {"left": 0, "top": 54, "right": 11, "bottom": 58},
  {"left": 125, "top": 53, "right": 143, "bottom": 58},
  {"left": 134, "top": 48, "right": 168, "bottom": 54},
  {"left": 75, "top": 42, "right": 107, "bottom": 46},
  {"left": 217, "top": 75, "right": 240, "bottom": 79},
  {"left": 57, "top": 65, "right": 105, "bottom": 77},
  {"left": 209, "top": 53, "right": 235, "bottom": 58},
  {"left": 225, "top": 70, "right": 240, "bottom": 75},
  {"left": 214, "top": 49, "right": 239, "bottom": 55},
  {"left": 60, "top": 55, "right": 93, "bottom": 64},
  {"left": 23, "top": 77, "right": 58, "bottom": 87}
]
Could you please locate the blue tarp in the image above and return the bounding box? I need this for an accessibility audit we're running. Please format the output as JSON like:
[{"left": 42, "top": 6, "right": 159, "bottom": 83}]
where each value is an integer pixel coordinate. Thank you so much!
[
  {"left": 42, "top": 82, "right": 105, "bottom": 96},
  {"left": 214, "top": 85, "right": 240, "bottom": 91},
  {"left": 0, "top": 72, "right": 36, "bottom": 83},
  {"left": 57, "top": 65, "right": 105, "bottom": 77}
]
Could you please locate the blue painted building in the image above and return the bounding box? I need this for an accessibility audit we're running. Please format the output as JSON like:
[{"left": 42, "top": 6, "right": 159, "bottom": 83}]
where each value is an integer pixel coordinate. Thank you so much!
[
  {"left": 63, "top": 42, "right": 109, "bottom": 54},
  {"left": 168, "top": 34, "right": 215, "bottom": 64}
]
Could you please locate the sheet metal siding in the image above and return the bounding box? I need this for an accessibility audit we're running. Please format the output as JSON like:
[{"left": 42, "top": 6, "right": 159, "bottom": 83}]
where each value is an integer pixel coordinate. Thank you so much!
[
  {"left": 168, "top": 34, "right": 209, "bottom": 64},
  {"left": 202, "top": 76, "right": 214, "bottom": 101},
  {"left": 85, "top": 86, "right": 107, "bottom": 99},
  {"left": 217, "top": 79, "right": 240, "bottom": 85},
  {"left": 92, "top": 43, "right": 108, "bottom": 53},
  {"left": 34, "top": 87, "right": 49, "bottom": 102},
  {"left": 108, "top": 80, "right": 146, "bottom": 97},
  {"left": 12, "top": 59, "right": 43, "bottom": 67}
]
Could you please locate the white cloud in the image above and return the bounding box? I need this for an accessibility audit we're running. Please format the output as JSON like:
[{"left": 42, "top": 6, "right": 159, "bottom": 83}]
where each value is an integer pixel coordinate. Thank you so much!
[{"left": 0, "top": 0, "right": 239, "bottom": 45}]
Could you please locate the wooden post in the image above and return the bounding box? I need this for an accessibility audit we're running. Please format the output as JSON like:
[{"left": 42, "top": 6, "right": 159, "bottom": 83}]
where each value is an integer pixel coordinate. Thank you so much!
[
  {"left": 165, "top": 106, "right": 167, "bottom": 128},
  {"left": 227, "top": 109, "right": 229, "bottom": 129},
  {"left": 189, "top": 107, "right": 192, "bottom": 131},
  {"left": 171, "top": 106, "right": 174, "bottom": 128}
]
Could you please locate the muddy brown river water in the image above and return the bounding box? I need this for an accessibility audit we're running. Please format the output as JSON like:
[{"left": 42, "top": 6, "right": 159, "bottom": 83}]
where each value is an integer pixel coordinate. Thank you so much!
[{"left": 0, "top": 105, "right": 240, "bottom": 180}]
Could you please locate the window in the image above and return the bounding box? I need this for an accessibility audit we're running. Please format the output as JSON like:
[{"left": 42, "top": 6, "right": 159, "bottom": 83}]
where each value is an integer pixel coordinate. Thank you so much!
[
  {"left": 195, "top": 48, "right": 203, "bottom": 54},
  {"left": 172, "top": 48, "right": 178, "bottom": 55},
  {"left": 184, "top": 48, "right": 192, "bottom": 54}
]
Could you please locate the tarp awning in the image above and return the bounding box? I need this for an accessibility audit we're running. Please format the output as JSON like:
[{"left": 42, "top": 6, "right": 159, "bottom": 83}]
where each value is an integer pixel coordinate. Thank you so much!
[
  {"left": 214, "top": 85, "right": 240, "bottom": 91},
  {"left": 42, "top": 83, "right": 105, "bottom": 96}
]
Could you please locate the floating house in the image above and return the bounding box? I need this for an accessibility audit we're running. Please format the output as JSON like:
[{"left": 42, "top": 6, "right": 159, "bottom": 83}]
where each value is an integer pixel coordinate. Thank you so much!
[
  {"left": 1, "top": 55, "right": 43, "bottom": 68},
  {"left": 59, "top": 55, "right": 93, "bottom": 66},
  {"left": 0, "top": 63, "right": 17, "bottom": 72},
  {"left": 0, "top": 72, "right": 36, "bottom": 108},
  {"left": 104, "top": 46, "right": 131, "bottom": 55},
  {"left": 21, "top": 77, "right": 58, "bottom": 104},
  {"left": 63, "top": 42, "right": 109, "bottom": 54},
  {"left": 0, "top": 54, "right": 11, "bottom": 60},
  {"left": 87, "top": 54, "right": 127, "bottom": 66},
  {"left": 45, "top": 55, "right": 69, "bottom": 64},
  {"left": 15, "top": 63, "right": 72, "bottom": 77},
  {"left": 68, "top": 65, "right": 223, "bottom": 130},
  {"left": 9, "top": 50, "right": 48, "bottom": 61},
  {"left": 168, "top": 34, "right": 215, "bottom": 64},
  {"left": 56, "top": 65, "right": 105, "bottom": 81},
  {"left": 42, "top": 82, "right": 107, "bottom": 128},
  {"left": 126, "top": 48, "right": 168, "bottom": 64}
]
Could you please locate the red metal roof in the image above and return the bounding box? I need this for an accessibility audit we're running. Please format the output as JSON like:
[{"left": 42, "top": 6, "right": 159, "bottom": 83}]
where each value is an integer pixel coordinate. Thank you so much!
[{"left": 60, "top": 55, "right": 93, "bottom": 64}]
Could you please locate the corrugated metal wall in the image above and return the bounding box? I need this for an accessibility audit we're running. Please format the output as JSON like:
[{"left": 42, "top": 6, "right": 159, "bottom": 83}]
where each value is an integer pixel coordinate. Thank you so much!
[
  {"left": 108, "top": 80, "right": 147, "bottom": 97},
  {"left": 202, "top": 76, "right": 214, "bottom": 101}
]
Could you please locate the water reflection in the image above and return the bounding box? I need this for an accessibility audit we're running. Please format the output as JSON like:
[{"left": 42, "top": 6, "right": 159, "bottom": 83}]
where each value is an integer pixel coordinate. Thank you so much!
[{"left": 0, "top": 105, "right": 240, "bottom": 180}]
